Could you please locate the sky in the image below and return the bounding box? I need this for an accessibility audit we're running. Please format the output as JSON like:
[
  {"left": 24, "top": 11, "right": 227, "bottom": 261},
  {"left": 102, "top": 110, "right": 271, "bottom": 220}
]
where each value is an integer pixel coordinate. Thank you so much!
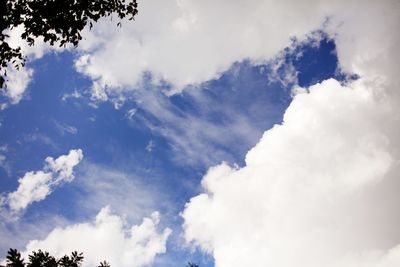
[{"left": 1, "top": 1, "right": 400, "bottom": 267}]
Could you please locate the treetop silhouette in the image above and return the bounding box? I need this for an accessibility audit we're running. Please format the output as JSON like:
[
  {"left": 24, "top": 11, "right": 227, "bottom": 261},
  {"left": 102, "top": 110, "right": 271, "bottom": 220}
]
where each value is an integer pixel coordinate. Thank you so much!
[
  {"left": 3, "top": 248, "right": 199, "bottom": 267},
  {"left": 0, "top": 0, "right": 138, "bottom": 88}
]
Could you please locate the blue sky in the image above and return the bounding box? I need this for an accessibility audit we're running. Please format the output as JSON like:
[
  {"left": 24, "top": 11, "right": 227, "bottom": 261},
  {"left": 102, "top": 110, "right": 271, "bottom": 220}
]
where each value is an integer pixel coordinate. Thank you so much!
[
  {"left": 1, "top": 36, "right": 338, "bottom": 263},
  {"left": 1, "top": 1, "right": 400, "bottom": 267}
]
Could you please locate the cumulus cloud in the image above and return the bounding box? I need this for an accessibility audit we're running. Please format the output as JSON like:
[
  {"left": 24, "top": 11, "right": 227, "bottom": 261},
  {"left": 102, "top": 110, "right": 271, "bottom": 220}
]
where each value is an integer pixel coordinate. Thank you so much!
[
  {"left": 22, "top": 206, "right": 171, "bottom": 267},
  {"left": 182, "top": 77, "right": 400, "bottom": 267},
  {"left": 176, "top": 1, "right": 400, "bottom": 266},
  {"left": 44, "top": 149, "right": 83, "bottom": 182},
  {"left": 2, "top": 149, "right": 83, "bottom": 214},
  {"left": 180, "top": 0, "right": 400, "bottom": 261}
]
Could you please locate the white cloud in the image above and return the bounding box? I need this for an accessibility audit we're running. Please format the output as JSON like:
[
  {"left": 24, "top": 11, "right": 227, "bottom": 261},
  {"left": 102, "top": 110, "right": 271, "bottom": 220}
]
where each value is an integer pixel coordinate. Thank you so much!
[
  {"left": 22, "top": 206, "right": 171, "bottom": 267},
  {"left": 3, "top": 0, "right": 399, "bottom": 108},
  {"left": 176, "top": 2, "right": 400, "bottom": 266},
  {"left": 181, "top": 0, "right": 400, "bottom": 252},
  {"left": 76, "top": 0, "right": 326, "bottom": 95},
  {"left": 73, "top": 0, "right": 384, "bottom": 96},
  {"left": 44, "top": 149, "right": 83, "bottom": 182},
  {"left": 7, "top": 171, "right": 53, "bottom": 213},
  {"left": 0, "top": 162, "right": 173, "bottom": 260},
  {"left": 182, "top": 77, "right": 400, "bottom": 267},
  {"left": 5, "top": 26, "right": 53, "bottom": 60},
  {"left": 1, "top": 66, "right": 33, "bottom": 106},
  {"left": 3, "top": 149, "right": 83, "bottom": 213}
]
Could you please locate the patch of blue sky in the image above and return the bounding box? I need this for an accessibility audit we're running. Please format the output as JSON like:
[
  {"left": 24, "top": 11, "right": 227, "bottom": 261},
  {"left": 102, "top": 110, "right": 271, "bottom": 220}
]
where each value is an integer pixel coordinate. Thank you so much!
[{"left": 0, "top": 34, "right": 347, "bottom": 266}]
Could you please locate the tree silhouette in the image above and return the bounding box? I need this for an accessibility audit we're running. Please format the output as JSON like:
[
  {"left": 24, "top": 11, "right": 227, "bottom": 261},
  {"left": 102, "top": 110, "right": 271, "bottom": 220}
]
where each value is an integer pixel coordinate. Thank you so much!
[
  {"left": 57, "top": 252, "right": 84, "bottom": 267},
  {"left": 5, "top": 249, "right": 84, "bottom": 267},
  {"left": 5, "top": 248, "right": 24, "bottom": 267},
  {"left": 27, "top": 250, "right": 57, "bottom": 267},
  {"left": 4, "top": 248, "right": 199, "bottom": 267},
  {"left": 96, "top": 261, "right": 110, "bottom": 267},
  {"left": 0, "top": 0, "right": 138, "bottom": 88}
]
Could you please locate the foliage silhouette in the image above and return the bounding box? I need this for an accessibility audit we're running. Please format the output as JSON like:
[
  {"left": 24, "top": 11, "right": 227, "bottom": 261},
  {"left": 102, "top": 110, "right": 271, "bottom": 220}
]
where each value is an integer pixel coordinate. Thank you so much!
[
  {"left": 5, "top": 249, "right": 87, "bottom": 267},
  {"left": 27, "top": 250, "right": 57, "bottom": 267},
  {"left": 0, "top": 0, "right": 138, "bottom": 88},
  {"left": 5, "top": 249, "right": 24, "bottom": 267},
  {"left": 96, "top": 261, "right": 110, "bottom": 267},
  {"left": 4, "top": 248, "right": 200, "bottom": 267}
]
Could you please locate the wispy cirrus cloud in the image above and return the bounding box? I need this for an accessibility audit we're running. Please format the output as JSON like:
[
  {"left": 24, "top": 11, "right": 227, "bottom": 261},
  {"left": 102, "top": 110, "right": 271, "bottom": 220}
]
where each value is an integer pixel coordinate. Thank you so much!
[
  {"left": 72, "top": 161, "right": 173, "bottom": 223},
  {"left": 126, "top": 62, "right": 290, "bottom": 168},
  {"left": 54, "top": 121, "right": 78, "bottom": 135}
]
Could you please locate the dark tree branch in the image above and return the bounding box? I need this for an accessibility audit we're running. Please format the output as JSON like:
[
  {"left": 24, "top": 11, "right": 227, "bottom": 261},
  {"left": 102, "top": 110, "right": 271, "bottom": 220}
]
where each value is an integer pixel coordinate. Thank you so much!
[{"left": 0, "top": 0, "right": 138, "bottom": 88}]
